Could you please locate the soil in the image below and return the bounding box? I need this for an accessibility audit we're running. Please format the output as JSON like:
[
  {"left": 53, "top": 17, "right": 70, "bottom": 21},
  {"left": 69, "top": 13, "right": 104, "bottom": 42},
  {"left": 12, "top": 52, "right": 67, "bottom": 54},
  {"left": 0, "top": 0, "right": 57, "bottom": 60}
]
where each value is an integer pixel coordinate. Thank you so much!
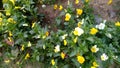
[{"left": 38, "top": 0, "right": 119, "bottom": 25}]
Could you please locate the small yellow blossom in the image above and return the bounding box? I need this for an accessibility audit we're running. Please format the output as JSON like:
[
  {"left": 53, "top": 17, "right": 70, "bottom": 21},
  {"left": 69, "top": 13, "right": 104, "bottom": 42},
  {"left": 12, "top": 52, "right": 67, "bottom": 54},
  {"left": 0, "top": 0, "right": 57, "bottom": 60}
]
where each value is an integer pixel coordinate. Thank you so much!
[
  {"left": 73, "top": 27, "right": 84, "bottom": 36},
  {"left": 51, "top": 59, "right": 55, "bottom": 66},
  {"left": 21, "top": 44, "right": 24, "bottom": 51},
  {"left": 0, "top": 18, "right": 2, "bottom": 22},
  {"left": 4, "top": 59, "right": 10, "bottom": 63},
  {"left": 59, "top": 5, "right": 63, "bottom": 10},
  {"left": 90, "top": 28, "right": 98, "bottom": 35},
  {"left": 85, "top": 0, "right": 89, "bottom": 3},
  {"left": 77, "top": 56, "right": 85, "bottom": 64},
  {"left": 54, "top": 4, "right": 58, "bottom": 10},
  {"left": 77, "top": 22, "right": 82, "bottom": 27},
  {"left": 76, "top": 9, "right": 83, "bottom": 16},
  {"left": 45, "top": 31, "right": 49, "bottom": 37},
  {"left": 7, "top": 18, "right": 14, "bottom": 23},
  {"left": 32, "top": 22, "right": 35, "bottom": 28},
  {"left": 115, "top": 21, "right": 120, "bottom": 26},
  {"left": 73, "top": 37, "right": 78, "bottom": 43},
  {"left": 63, "top": 40, "right": 67, "bottom": 46},
  {"left": 91, "top": 45, "right": 99, "bottom": 53},
  {"left": 25, "top": 53, "right": 30, "bottom": 60},
  {"left": 61, "top": 52, "right": 65, "bottom": 59},
  {"left": 75, "top": 0, "right": 79, "bottom": 4},
  {"left": 93, "top": 61, "right": 99, "bottom": 67},
  {"left": 6, "top": 11, "right": 11, "bottom": 16},
  {"left": 108, "top": 0, "right": 112, "bottom": 5},
  {"left": 28, "top": 41, "right": 31, "bottom": 47},
  {"left": 65, "top": 13, "right": 71, "bottom": 21},
  {"left": 9, "top": 31, "right": 12, "bottom": 37}
]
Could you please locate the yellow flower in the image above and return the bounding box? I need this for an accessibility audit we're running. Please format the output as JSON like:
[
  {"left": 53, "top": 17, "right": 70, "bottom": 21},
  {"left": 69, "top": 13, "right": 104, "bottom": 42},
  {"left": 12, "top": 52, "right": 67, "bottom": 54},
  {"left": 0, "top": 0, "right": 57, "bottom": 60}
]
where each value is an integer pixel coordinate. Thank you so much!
[
  {"left": 61, "top": 52, "right": 65, "bottom": 59},
  {"left": 115, "top": 21, "right": 120, "bottom": 26},
  {"left": 0, "top": 18, "right": 2, "bottom": 22},
  {"left": 25, "top": 53, "right": 30, "bottom": 60},
  {"left": 85, "top": 0, "right": 89, "bottom": 3},
  {"left": 91, "top": 45, "right": 99, "bottom": 53},
  {"left": 65, "top": 13, "right": 71, "bottom": 21},
  {"left": 6, "top": 11, "right": 11, "bottom": 16},
  {"left": 21, "top": 44, "right": 24, "bottom": 51},
  {"left": 10, "top": 0, "right": 15, "bottom": 5},
  {"left": 77, "top": 22, "right": 82, "bottom": 27},
  {"left": 90, "top": 28, "right": 98, "bottom": 35},
  {"left": 64, "top": 40, "right": 67, "bottom": 46},
  {"left": 59, "top": 5, "right": 63, "bottom": 10},
  {"left": 93, "top": 61, "right": 99, "bottom": 67},
  {"left": 32, "top": 22, "right": 35, "bottom": 28},
  {"left": 108, "top": 0, "right": 112, "bottom": 5},
  {"left": 28, "top": 41, "right": 31, "bottom": 47},
  {"left": 54, "top": 4, "right": 58, "bottom": 10},
  {"left": 73, "top": 27, "right": 84, "bottom": 36},
  {"left": 4, "top": 59, "right": 10, "bottom": 63},
  {"left": 76, "top": 9, "right": 83, "bottom": 16},
  {"left": 51, "top": 59, "right": 55, "bottom": 66},
  {"left": 9, "top": 31, "right": 12, "bottom": 37},
  {"left": 73, "top": 37, "right": 78, "bottom": 43},
  {"left": 7, "top": 18, "right": 14, "bottom": 23},
  {"left": 45, "top": 31, "right": 49, "bottom": 37},
  {"left": 75, "top": 0, "right": 79, "bottom": 4},
  {"left": 77, "top": 56, "right": 85, "bottom": 64}
]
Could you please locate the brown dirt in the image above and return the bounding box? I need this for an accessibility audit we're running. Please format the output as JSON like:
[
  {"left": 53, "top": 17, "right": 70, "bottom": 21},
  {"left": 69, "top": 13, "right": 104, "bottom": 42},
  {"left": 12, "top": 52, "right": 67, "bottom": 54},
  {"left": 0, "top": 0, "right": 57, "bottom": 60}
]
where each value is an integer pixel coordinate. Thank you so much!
[
  {"left": 38, "top": 0, "right": 119, "bottom": 24},
  {"left": 90, "top": 0, "right": 118, "bottom": 21}
]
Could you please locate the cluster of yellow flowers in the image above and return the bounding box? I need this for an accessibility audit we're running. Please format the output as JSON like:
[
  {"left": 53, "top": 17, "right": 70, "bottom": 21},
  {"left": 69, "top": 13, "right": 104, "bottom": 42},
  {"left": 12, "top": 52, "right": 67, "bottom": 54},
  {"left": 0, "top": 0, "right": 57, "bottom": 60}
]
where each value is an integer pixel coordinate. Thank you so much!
[{"left": 54, "top": 4, "right": 63, "bottom": 11}]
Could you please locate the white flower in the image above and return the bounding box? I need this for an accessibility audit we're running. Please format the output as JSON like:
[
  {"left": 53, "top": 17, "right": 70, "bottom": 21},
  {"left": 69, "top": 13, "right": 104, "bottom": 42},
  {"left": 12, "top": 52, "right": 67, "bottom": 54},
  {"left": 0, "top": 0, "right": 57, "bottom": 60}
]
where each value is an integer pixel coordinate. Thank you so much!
[
  {"left": 73, "top": 27, "right": 84, "bottom": 36},
  {"left": 42, "top": 4, "right": 46, "bottom": 8},
  {"left": 101, "top": 53, "right": 109, "bottom": 61},
  {"left": 54, "top": 45, "right": 60, "bottom": 53},
  {"left": 96, "top": 23, "right": 105, "bottom": 30},
  {"left": 61, "top": 34, "right": 68, "bottom": 40},
  {"left": 91, "top": 45, "right": 99, "bottom": 53}
]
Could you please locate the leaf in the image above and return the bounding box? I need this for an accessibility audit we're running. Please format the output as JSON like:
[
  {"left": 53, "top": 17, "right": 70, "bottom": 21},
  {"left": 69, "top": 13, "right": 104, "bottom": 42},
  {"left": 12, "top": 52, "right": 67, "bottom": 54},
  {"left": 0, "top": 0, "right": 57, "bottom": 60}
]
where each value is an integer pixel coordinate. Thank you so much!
[
  {"left": 69, "top": 49, "right": 77, "bottom": 57},
  {"left": 36, "top": 55, "right": 39, "bottom": 61},
  {"left": 86, "top": 37, "right": 94, "bottom": 43}
]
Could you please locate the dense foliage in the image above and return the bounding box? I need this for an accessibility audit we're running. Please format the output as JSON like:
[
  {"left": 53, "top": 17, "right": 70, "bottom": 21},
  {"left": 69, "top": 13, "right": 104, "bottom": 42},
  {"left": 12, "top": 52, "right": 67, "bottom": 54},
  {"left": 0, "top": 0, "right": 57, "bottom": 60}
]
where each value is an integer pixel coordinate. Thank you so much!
[{"left": 0, "top": 0, "right": 120, "bottom": 68}]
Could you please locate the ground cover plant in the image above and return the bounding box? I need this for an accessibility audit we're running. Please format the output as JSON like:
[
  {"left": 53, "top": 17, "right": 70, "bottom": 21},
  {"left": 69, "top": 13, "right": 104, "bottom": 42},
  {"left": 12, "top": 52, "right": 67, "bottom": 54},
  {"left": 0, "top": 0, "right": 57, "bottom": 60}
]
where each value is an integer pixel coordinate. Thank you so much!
[{"left": 0, "top": 0, "right": 120, "bottom": 68}]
